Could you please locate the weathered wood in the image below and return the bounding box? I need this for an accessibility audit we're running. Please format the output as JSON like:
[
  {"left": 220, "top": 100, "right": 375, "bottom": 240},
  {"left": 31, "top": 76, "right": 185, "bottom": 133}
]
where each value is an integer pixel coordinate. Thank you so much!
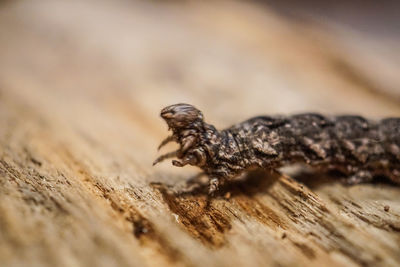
[{"left": 0, "top": 0, "right": 399, "bottom": 266}]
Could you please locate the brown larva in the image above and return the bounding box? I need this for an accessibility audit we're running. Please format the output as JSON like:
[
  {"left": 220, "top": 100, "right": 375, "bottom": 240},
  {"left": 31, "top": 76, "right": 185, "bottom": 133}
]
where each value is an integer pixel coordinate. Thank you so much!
[{"left": 154, "top": 103, "right": 400, "bottom": 194}]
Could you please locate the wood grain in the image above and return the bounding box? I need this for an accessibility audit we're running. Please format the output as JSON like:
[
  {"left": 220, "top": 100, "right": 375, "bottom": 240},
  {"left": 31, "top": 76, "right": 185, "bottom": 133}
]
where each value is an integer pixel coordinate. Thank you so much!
[{"left": 0, "top": 0, "right": 399, "bottom": 266}]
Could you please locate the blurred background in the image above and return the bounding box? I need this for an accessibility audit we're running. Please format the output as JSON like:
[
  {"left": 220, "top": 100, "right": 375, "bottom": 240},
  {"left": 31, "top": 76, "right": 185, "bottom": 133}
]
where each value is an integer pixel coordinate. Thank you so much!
[
  {"left": 1, "top": 0, "right": 400, "bottom": 164},
  {"left": 1, "top": 1, "right": 400, "bottom": 266}
]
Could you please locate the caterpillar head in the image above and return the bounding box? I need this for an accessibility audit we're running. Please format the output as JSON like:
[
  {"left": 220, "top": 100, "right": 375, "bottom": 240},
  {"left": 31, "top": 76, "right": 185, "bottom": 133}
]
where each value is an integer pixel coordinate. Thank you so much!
[
  {"left": 153, "top": 103, "right": 207, "bottom": 167},
  {"left": 160, "top": 103, "right": 204, "bottom": 131}
]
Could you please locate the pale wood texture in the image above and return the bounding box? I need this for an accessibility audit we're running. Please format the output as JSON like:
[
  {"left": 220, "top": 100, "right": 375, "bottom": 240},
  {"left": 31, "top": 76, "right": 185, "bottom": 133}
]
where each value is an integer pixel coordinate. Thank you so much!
[{"left": 0, "top": 0, "right": 399, "bottom": 266}]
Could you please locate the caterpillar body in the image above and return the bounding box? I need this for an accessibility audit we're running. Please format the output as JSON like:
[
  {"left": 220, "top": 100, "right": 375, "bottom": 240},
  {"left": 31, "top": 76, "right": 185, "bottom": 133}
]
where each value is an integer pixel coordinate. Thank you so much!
[{"left": 154, "top": 104, "right": 400, "bottom": 194}]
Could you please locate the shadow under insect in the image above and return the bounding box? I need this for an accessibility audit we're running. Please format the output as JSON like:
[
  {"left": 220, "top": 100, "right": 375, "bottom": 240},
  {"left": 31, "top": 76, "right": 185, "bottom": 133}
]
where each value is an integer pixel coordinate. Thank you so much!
[
  {"left": 150, "top": 170, "right": 280, "bottom": 247},
  {"left": 151, "top": 169, "right": 280, "bottom": 198}
]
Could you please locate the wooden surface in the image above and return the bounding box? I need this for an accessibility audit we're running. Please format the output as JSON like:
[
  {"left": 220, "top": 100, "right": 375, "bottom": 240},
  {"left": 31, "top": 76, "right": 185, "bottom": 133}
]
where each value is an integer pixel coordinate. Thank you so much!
[{"left": 1, "top": 0, "right": 399, "bottom": 266}]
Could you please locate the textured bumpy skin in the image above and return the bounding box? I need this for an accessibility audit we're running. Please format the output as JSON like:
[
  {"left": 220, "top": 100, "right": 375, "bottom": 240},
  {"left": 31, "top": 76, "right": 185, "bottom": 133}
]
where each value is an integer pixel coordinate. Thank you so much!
[{"left": 154, "top": 104, "right": 400, "bottom": 194}]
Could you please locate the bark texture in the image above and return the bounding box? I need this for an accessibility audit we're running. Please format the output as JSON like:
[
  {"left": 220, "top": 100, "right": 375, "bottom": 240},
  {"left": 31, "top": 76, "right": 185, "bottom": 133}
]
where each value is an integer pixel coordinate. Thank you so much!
[{"left": 0, "top": 0, "right": 400, "bottom": 266}]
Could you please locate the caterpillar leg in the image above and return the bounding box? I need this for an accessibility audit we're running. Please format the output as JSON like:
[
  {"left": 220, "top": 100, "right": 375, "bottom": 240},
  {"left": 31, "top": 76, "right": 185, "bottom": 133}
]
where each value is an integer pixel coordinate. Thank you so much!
[
  {"left": 345, "top": 170, "right": 373, "bottom": 185},
  {"left": 172, "top": 154, "right": 197, "bottom": 167},
  {"left": 208, "top": 177, "right": 220, "bottom": 195},
  {"left": 387, "top": 169, "right": 400, "bottom": 184},
  {"left": 153, "top": 150, "right": 179, "bottom": 166}
]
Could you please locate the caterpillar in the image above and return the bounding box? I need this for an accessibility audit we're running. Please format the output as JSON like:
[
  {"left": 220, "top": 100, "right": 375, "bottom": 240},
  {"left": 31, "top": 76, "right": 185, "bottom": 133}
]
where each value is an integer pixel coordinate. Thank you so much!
[{"left": 153, "top": 103, "right": 400, "bottom": 194}]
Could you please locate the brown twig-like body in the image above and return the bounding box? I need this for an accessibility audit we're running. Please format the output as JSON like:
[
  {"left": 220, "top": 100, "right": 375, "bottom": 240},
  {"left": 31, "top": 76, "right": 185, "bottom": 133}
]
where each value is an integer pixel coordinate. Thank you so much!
[{"left": 154, "top": 104, "right": 400, "bottom": 194}]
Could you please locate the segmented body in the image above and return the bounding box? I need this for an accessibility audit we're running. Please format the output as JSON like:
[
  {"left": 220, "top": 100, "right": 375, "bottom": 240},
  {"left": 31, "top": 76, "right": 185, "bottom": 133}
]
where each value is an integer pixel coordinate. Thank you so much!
[
  {"left": 154, "top": 104, "right": 400, "bottom": 194},
  {"left": 206, "top": 114, "right": 400, "bottom": 184}
]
